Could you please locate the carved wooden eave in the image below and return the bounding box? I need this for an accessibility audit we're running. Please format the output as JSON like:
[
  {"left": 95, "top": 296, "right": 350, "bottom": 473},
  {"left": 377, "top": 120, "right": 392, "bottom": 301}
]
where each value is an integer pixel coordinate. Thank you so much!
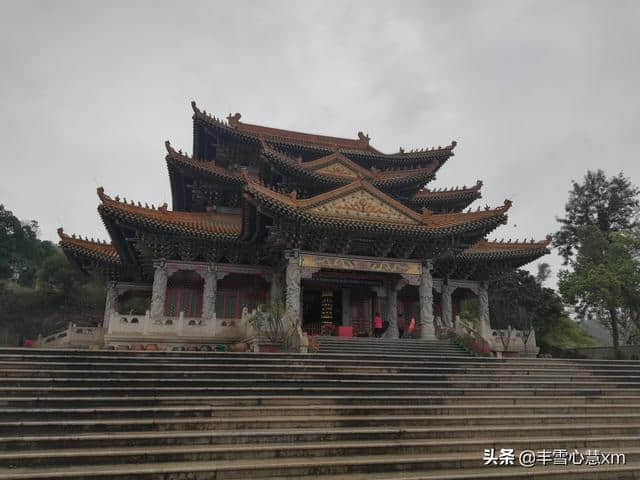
[
  {"left": 242, "top": 176, "right": 511, "bottom": 259},
  {"left": 410, "top": 180, "right": 483, "bottom": 212},
  {"left": 436, "top": 236, "right": 553, "bottom": 280},
  {"left": 260, "top": 142, "right": 439, "bottom": 193}
]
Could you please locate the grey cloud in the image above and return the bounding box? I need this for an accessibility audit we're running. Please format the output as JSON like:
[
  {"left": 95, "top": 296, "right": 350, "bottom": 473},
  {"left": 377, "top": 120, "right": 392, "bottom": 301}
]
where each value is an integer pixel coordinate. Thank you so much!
[{"left": 1, "top": 0, "right": 639, "bottom": 287}]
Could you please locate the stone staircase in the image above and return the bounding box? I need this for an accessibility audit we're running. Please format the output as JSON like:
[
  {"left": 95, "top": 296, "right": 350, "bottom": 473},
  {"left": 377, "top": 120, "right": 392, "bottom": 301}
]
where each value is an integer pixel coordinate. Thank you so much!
[{"left": 0, "top": 339, "right": 639, "bottom": 479}]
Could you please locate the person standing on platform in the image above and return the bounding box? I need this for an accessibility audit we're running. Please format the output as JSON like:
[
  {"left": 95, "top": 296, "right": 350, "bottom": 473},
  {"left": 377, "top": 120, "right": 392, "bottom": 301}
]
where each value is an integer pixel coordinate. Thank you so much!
[
  {"left": 373, "top": 312, "right": 383, "bottom": 337},
  {"left": 408, "top": 316, "right": 416, "bottom": 338}
]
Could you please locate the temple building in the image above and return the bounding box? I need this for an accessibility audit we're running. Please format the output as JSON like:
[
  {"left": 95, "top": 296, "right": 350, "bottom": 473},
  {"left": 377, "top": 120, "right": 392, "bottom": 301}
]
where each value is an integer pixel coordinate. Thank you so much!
[{"left": 57, "top": 102, "right": 550, "bottom": 349}]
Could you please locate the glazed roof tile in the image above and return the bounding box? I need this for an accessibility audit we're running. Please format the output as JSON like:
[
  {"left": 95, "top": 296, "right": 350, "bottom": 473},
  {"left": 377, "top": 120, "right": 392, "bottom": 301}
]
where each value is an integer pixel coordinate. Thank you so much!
[
  {"left": 261, "top": 142, "right": 438, "bottom": 188},
  {"left": 463, "top": 236, "right": 552, "bottom": 259},
  {"left": 57, "top": 228, "right": 120, "bottom": 263},
  {"left": 165, "top": 141, "right": 244, "bottom": 184},
  {"left": 96, "top": 187, "right": 242, "bottom": 239},
  {"left": 414, "top": 180, "right": 483, "bottom": 201},
  {"left": 243, "top": 175, "right": 510, "bottom": 236},
  {"left": 192, "top": 101, "right": 456, "bottom": 160}
]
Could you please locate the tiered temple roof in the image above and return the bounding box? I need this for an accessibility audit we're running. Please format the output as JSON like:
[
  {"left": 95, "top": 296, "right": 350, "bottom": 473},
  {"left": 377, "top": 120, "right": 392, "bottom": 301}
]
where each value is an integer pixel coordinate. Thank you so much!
[{"left": 60, "top": 102, "right": 549, "bottom": 281}]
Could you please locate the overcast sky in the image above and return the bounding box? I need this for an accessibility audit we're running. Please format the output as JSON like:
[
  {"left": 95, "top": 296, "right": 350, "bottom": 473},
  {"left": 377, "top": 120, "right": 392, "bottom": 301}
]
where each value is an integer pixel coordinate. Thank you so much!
[{"left": 2, "top": 0, "right": 639, "bottom": 285}]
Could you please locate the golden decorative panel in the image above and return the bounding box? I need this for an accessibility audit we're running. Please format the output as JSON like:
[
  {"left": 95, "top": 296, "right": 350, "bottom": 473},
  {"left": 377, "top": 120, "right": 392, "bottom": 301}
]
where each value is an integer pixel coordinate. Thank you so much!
[
  {"left": 315, "top": 162, "right": 359, "bottom": 179},
  {"left": 300, "top": 254, "right": 422, "bottom": 275},
  {"left": 307, "top": 190, "right": 418, "bottom": 224}
]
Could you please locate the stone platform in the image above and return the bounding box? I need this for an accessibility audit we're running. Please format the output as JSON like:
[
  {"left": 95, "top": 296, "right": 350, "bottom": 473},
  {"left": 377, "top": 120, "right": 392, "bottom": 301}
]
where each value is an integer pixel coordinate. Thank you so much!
[{"left": 0, "top": 338, "right": 639, "bottom": 479}]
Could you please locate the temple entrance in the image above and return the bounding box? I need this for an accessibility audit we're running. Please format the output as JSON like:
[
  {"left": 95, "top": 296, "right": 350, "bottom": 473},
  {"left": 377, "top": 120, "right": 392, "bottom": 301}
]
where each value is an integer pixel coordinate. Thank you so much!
[
  {"left": 302, "top": 286, "right": 343, "bottom": 335},
  {"left": 301, "top": 271, "right": 390, "bottom": 336}
]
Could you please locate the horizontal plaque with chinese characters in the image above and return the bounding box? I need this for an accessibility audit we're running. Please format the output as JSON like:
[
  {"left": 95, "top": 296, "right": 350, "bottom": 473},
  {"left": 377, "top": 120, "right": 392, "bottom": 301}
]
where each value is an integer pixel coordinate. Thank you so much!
[{"left": 299, "top": 253, "right": 422, "bottom": 275}]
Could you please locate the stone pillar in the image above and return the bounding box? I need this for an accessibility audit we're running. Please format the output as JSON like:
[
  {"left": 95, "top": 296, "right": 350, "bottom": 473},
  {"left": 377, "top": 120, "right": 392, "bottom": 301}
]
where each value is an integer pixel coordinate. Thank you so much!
[
  {"left": 284, "top": 251, "right": 301, "bottom": 326},
  {"left": 478, "top": 281, "right": 491, "bottom": 337},
  {"left": 270, "top": 270, "right": 283, "bottom": 308},
  {"left": 383, "top": 280, "right": 399, "bottom": 338},
  {"left": 441, "top": 282, "right": 453, "bottom": 328},
  {"left": 202, "top": 265, "right": 217, "bottom": 320},
  {"left": 342, "top": 288, "right": 351, "bottom": 326},
  {"left": 103, "top": 281, "right": 117, "bottom": 330},
  {"left": 419, "top": 261, "right": 436, "bottom": 339},
  {"left": 150, "top": 261, "right": 168, "bottom": 322}
]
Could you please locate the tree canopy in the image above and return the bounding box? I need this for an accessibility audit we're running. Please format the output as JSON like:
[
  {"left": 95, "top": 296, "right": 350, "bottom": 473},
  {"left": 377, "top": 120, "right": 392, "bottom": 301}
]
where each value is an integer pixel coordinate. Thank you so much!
[
  {"left": 0, "top": 204, "right": 105, "bottom": 345},
  {"left": 554, "top": 170, "right": 639, "bottom": 263},
  {"left": 558, "top": 227, "right": 640, "bottom": 348}
]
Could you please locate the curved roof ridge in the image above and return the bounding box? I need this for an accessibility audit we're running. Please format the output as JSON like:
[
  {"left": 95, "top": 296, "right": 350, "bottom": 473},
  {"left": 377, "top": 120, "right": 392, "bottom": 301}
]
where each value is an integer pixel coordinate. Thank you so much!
[
  {"left": 96, "top": 187, "right": 242, "bottom": 237},
  {"left": 57, "top": 227, "right": 119, "bottom": 261},
  {"left": 165, "top": 141, "right": 244, "bottom": 182},
  {"left": 192, "top": 101, "right": 455, "bottom": 159}
]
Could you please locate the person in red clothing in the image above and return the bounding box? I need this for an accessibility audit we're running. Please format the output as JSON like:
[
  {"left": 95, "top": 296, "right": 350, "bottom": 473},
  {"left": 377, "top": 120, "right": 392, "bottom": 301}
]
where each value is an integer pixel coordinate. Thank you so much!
[
  {"left": 373, "top": 312, "right": 383, "bottom": 337},
  {"left": 407, "top": 317, "right": 416, "bottom": 338}
]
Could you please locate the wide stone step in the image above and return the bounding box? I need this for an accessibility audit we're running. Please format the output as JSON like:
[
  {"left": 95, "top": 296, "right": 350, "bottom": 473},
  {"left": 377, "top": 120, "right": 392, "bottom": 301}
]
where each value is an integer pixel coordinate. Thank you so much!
[
  {"left": 3, "top": 403, "right": 640, "bottom": 421},
  {"left": 4, "top": 394, "right": 640, "bottom": 409},
  {"left": 4, "top": 361, "right": 639, "bottom": 378},
  {"left": 1, "top": 436, "right": 638, "bottom": 468},
  {"left": 2, "top": 415, "right": 640, "bottom": 436},
  {"left": 5, "top": 369, "right": 640, "bottom": 385},
  {"left": 0, "top": 450, "right": 638, "bottom": 479},
  {"left": 3, "top": 349, "right": 640, "bottom": 366},
  {"left": 4, "top": 424, "right": 640, "bottom": 451},
  {"left": 5, "top": 386, "right": 640, "bottom": 400},
  {"left": 6, "top": 373, "right": 640, "bottom": 388}
]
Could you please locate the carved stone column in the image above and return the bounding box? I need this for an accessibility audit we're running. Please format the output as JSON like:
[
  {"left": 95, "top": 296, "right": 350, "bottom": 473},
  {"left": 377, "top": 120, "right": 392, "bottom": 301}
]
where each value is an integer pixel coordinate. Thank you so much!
[
  {"left": 419, "top": 261, "right": 436, "bottom": 339},
  {"left": 441, "top": 282, "right": 454, "bottom": 328},
  {"left": 341, "top": 289, "right": 351, "bottom": 327},
  {"left": 202, "top": 265, "right": 217, "bottom": 320},
  {"left": 478, "top": 281, "right": 491, "bottom": 337},
  {"left": 284, "top": 251, "right": 301, "bottom": 326},
  {"left": 270, "top": 269, "right": 283, "bottom": 308},
  {"left": 150, "top": 261, "right": 168, "bottom": 322},
  {"left": 383, "top": 280, "right": 399, "bottom": 338},
  {"left": 103, "top": 281, "right": 117, "bottom": 330}
]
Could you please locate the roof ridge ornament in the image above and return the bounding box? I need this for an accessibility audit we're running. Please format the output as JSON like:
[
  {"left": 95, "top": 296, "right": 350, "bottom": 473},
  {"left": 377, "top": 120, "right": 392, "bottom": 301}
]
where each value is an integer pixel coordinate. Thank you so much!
[
  {"left": 227, "top": 113, "right": 242, "bottom": 128},
  {"left": 357, "top": 131, "right": 370, "bottom": 146}
]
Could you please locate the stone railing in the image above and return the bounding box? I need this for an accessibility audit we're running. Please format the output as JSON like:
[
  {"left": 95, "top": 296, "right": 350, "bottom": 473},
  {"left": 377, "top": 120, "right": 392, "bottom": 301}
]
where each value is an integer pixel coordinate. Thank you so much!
[
  {"left": 489, "top": 327, "right": 539, "bottom": 357},
  {"left": 447, "top": 319, "right": 539, "bottom": 357},
  {"left": 34, "top": 323, "right": 105, "bottom": 349},
  {"left": 106, "top": 311, "right": 251, "bottom": 343}
]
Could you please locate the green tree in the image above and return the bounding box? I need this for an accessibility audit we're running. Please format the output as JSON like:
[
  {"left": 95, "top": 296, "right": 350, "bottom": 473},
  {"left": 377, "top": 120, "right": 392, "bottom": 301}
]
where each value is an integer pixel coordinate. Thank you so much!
[
  {"left": 558, "top": 227, "right": 640, "bottom": 351},
  {"left": 554, "top": 170, "right": 639, "bottom": 263},
  {"left": 489, "top": 269, "right": 569, "bottom": 350},
  {"left": 0, "top": 204, "right": 106, "bottom": 345}
]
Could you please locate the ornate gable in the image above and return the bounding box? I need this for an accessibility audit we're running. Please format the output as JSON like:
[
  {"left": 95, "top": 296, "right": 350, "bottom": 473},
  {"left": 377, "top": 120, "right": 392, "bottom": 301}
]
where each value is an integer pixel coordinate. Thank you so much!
[
  {"left": 314, "top": 162, "right": 360, "bottom": 179},
  {"left": 306, "top": 188, "right": 419, "bottom": 224}
]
